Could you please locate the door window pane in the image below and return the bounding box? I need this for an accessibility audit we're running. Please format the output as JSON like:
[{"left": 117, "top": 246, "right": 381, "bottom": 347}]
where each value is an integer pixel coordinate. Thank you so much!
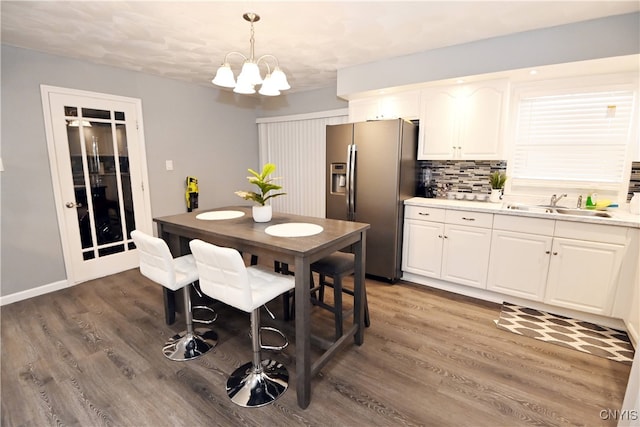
[
  {"left": 66, "top": 122, "right": 93, "bottom": 249},
  {"left": 82, "top": 108, "right": 111, "bottom": 120},
  {"left": 116, "top": 123, "right": 135, "bottom": 237},
  {"left": 64, "top": 104, "right": 136, "bottom": 260}
]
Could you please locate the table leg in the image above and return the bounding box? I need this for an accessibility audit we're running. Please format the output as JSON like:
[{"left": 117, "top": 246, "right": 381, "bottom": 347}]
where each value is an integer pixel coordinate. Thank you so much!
[
  {"left": 163, "top": 288, "right": 176, "bottom": 325},
  {"left": 294, "top": 256, "right": 311, "bottom": 409},
  {"left": 354, "top": 232, "right": 366, "bottom": 345}
]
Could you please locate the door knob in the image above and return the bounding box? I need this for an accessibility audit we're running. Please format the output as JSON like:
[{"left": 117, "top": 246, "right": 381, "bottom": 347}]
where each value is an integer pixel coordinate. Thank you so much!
[{"left": 65, "top": 202, "right": 82, "bottom": 208}]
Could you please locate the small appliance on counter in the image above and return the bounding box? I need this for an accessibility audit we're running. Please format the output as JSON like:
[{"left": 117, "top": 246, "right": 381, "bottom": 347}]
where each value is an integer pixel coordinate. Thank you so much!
[{"left": 417, "top": 167, "right": 437, "bottom": 198}]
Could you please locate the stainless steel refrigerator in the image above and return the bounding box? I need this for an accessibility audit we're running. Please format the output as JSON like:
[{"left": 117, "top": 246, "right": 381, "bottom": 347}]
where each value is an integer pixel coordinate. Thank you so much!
[{"left": 326, "top": 119, "right": 417, "bottom": 282}]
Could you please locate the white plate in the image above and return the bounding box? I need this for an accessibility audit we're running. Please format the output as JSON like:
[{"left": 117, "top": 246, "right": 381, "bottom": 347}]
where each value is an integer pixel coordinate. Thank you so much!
[
  {"left": 196, "top": 210, "right": 245, "bottom": 220},
  {"left": 265, "top": 222, "right": 324, "bottom": 237}
]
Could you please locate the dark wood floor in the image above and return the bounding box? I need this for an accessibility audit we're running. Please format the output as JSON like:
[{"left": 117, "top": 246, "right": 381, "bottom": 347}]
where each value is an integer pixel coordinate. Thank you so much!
[{"left": 1, "top": 268, "right": 631, "bottom": 426}]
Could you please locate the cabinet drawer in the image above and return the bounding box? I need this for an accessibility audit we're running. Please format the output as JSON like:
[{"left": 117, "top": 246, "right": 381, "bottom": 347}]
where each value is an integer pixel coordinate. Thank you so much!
[
  {"left": 554, "top": 220, "right": 628, "bottom": 244},
  {"left": 493, "top": 214, "right": 555, "bottom": 235},
  {"left": 405, "top": 205, "right": 446, "bottom": 222},
  {"left": 445, "top": 210, "right": 493, "bottom": 228}
]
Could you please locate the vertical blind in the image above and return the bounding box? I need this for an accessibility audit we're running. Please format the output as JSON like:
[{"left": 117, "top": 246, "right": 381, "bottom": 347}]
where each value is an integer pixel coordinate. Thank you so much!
[
  {"left": 257, "top": 112, "right": 348, "bottom": 217},
  {"left": 512, "top": 88, "right": 635, "bottom": 186}
]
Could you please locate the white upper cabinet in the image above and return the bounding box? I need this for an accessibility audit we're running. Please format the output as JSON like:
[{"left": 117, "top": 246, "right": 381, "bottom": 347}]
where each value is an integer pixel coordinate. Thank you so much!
[
  {"left": 418, "top": 79, "right": 509, "bottom": 160},
  {"left": 348, "top": 90, "right": 420, "bottom": 122}
]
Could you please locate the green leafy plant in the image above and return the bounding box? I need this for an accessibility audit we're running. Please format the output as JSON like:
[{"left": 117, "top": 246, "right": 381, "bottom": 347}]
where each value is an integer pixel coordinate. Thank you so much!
[
  {"left": 235, "top": 163, "right": 286, "bottom": 206},
  {"left": 489, "top": 171, "right": 507, "bottom": 189}
]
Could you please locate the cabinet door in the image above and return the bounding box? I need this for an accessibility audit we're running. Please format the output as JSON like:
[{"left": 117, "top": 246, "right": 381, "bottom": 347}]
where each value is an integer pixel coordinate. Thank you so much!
[
  {"left": 545, "top": 238, "right": 625, "bottom": 315},
  {"left": 349, "top": 98, "right": 380, "bottom": 122},
  {"left": 487, "top": 230, "right": 552, "bottom": 301},
  {"left": 417, "top": 87, "right": 458, "bottom": 159},
  {"left": 458, "top": 80, "right": 507, "bottom": 159},
  {"left": 349, "top": 91, "right": 420, "bottom": 123},
  {"left": 417, "top": 79, "right": 508, "bottom": 160},
  {"left": 441, "top": 224, "right": 491, "bottom": 288},
  {"left": 402, "top": 219, "right": 444, "bottom": 278}
]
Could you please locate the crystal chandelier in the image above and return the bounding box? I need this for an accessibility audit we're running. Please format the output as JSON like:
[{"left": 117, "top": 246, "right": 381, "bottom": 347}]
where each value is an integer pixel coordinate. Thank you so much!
[{"left": 212, "top": 12, "right": 290, "bottom": 96}]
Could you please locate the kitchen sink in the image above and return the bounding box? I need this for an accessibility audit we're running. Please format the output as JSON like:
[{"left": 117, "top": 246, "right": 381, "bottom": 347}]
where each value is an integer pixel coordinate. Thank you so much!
[
  {"left": 554, "top": 208, "right": 611, "bottom": 218},
  {"left": 505, "top": 204, "right": 611, "bottom": 218},
  {"left": 505, "top": 204, "right": 555, "bottom": 213}
]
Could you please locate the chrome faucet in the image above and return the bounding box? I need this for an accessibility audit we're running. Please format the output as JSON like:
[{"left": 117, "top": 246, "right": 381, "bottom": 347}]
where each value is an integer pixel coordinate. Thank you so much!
[{"left": 550, "top": 193, "right": 568, "bottom": 207}]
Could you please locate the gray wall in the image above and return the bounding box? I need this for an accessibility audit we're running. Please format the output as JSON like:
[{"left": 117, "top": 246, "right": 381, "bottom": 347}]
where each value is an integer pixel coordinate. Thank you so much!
[
  {"left": 259, "top": 86, "right": 347, "bottom": 117},
  {"left": 0, "top": 46, "right": 349, "bottom": 299},
  {"left": 338, "top": 12, "right": 640, "bottom": 96},
  {"left": 0, "top": 46, "right": 262, "bottom": 296}
]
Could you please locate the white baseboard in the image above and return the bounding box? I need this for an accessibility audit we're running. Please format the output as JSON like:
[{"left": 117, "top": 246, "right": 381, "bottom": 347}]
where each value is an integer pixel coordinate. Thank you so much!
[
  {"left": 402, "top": 272, "right": 628, "bottom": 332},
  {"left": 0, "top": 279, "right": 71, "bottom": 306},
  {"left": 625, "top": 319, "right": 639, "bottom": 349}
]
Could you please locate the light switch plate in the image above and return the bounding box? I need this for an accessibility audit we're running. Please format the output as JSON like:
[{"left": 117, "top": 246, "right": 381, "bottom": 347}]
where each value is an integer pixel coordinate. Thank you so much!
[{"left": 165, "top": 160, "right": 173, "bottom": 171}]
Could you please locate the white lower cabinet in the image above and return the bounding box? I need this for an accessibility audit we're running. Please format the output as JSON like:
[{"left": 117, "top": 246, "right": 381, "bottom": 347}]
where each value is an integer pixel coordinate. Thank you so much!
[
  {"left": 487, "top": 229, "right": 553, "bottom": 301},
  {"left": 441, "top": 223, "right": 492, "bottom": 289},
  {"left": 545, "top": 237, "right": 625, "bottom": 316},
  {"left": 402, "top": 206, "right": 493, "bottom": 288},
  {"left": 404, "top": 208, "right": 632, "bottom": 319},
  {"left": 487, "top": 215, "right": 554, "bottom": 301},
  {"left": 402, "top": 218, "right": 444, "bottom": 277}
]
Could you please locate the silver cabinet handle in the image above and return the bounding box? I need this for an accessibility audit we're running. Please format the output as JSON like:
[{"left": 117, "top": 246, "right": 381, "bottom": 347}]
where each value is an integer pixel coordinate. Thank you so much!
[
  {"left": 65, "top": 202, "right": 82, "bottom": 208},
  {"left": 462, "top": 217, "right": 475, "bottom": 221}
]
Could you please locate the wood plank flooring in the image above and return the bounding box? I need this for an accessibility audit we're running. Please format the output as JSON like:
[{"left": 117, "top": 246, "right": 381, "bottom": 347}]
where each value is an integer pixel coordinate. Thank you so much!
[{"left": 1, "top": 268, "right": 631, "bottom": 426}]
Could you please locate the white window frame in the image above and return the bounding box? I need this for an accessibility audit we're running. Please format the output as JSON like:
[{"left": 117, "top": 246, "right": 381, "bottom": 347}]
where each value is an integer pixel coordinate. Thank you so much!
[{"left": 504, "top": 73, "right": 639, "bottom": 204}]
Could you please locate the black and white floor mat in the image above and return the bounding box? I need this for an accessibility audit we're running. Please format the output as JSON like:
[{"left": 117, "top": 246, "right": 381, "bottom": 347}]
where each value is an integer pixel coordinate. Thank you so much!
[{"left": 496, "top": 302, "right": 634, "bottom": 364}]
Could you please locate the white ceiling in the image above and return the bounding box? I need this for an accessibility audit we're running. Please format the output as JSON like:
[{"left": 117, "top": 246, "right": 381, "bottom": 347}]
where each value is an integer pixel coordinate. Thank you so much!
[{"left": 2, "top": 1, "right": 638, "bottom": 94}]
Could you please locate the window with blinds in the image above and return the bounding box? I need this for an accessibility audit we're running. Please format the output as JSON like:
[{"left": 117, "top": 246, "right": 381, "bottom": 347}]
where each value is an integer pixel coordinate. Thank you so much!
[{"left": 511, "top": 85, "right": 636, "bottom": 191}]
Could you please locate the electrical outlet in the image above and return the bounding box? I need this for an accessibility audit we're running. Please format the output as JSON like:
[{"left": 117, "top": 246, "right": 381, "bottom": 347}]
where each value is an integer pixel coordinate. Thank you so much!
[{"left": 165, "top": 160, "right": 174, "bottom": 171}]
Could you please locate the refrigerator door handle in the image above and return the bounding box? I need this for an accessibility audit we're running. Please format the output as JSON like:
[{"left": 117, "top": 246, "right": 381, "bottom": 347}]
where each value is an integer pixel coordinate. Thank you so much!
[
  {"left": 346, "top": 144, "right": 352, "bottom": 220},
  {"left": 347, "top": 144, "right": 357, "bottom": 221}
]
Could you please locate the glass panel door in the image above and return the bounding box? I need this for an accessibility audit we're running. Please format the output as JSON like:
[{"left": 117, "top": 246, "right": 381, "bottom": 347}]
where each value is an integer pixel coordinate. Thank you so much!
[
  {"left": 65, "top": 107, "right": 136, "bottom": 260},
  {"left": 42, "top": 86, "right": 150, "bottom": 284}
]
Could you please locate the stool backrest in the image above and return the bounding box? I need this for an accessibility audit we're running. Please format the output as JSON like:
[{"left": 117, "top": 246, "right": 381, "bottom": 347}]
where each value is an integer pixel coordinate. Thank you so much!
[
  {"left": 189, "top": 239, "right": 253, "bottom": 311},
  {"left": 131, "top": 230, "right": 177, "bottom": 288}
]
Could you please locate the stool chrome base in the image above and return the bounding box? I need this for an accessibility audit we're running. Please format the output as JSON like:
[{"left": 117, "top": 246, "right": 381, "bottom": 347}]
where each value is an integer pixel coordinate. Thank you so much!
[
  {"left": 162, "top": 328, "right": 218, "bottom": 361},
  {"left": 226, "top": 359, "right": 289, "bottom": 407}
]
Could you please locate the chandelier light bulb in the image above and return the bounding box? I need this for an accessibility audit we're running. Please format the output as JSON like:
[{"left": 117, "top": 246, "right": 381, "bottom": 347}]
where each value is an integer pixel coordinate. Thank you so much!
[
  {"left": 258, "top": 74, "right": 280, "bottom": 96},
  {"left": 233, "top": 74, "right": 256, "bottom": 94},
  {"left": 270, "top": 67, "right": 290, "bottom": 91},
  {"left": 239, "top": 61, "right": 263, "bottom": 85},
  {"left": 211, "top": 12, "right": 290, "bottom": 96},
  {"left": 212, "top": 63, "right": 236, "bottom": 88}
]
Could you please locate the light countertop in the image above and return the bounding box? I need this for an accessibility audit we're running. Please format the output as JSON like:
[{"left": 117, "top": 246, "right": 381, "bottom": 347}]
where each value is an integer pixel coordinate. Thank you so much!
[{"left": 405, "top": 197, "right": 640, "bottom": 228}]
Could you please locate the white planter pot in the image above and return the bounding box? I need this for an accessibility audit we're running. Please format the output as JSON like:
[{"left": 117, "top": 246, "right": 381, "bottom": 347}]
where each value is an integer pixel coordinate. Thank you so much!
[
  {"left": 489, "top": 189, "right": 502, "bottom": 203},
  {"left": 252, "top": 205, "right": 272, "bottom": 222}
]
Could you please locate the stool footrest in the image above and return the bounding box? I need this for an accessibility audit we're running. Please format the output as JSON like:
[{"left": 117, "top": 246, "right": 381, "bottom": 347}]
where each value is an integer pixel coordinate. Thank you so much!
[
  {"left": 192, "top": 305, "right": 218, "bottom": 324},
  {"left": 259, "top": 326, "right": 289, "bottom": 351}
]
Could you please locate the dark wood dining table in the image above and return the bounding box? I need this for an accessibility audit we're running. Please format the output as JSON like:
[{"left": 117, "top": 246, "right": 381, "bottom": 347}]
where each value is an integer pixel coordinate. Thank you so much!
[{"left": 153, "top": 206, "right": 369, "bottom": 409}]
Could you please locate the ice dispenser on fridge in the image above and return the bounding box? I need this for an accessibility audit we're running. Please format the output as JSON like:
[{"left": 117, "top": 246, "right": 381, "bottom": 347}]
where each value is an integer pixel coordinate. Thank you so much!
[{"left": 330, "top": 163, "right": 347, "bottom": 195}]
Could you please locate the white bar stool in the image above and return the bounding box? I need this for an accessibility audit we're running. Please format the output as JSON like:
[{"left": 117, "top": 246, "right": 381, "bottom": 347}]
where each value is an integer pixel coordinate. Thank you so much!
[
  {"left": 131, "top": 230, "right": 217, "bottom": 361},
  {"left": 189, "top": 239, "right": 295, "bottom": 407}
]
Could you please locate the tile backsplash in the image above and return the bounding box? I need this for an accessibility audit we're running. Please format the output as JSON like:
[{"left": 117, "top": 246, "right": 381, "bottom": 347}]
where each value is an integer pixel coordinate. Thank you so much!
[
  {"left": 417, "top": 160, "right": 640, "bottom": 202},
  {"left": 417, "top": 160, "right": 507, "bottom": 196},
  {"left": 628, "top": 161, "right": 640, "bottom": 202}
]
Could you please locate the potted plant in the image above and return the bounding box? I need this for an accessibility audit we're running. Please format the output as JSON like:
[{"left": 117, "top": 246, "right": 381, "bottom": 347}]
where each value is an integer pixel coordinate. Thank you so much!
[
  {"left": 489, "top": 171, "right": 507, "bottom": 203},
  {"left": 235, "top": 163, "right": 286, "bottom": 222}
]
